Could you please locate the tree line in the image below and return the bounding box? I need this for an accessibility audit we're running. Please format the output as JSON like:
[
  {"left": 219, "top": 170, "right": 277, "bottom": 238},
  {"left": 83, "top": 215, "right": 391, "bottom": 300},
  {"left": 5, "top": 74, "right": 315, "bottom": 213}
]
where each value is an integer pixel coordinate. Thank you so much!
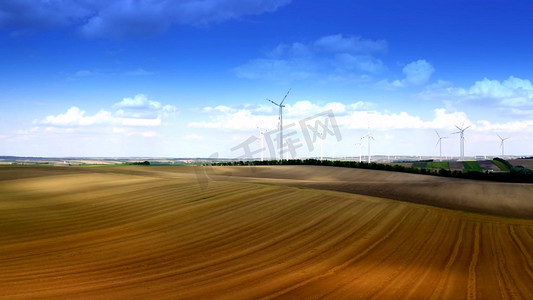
[{"left": 209, "top": 158, "right": 533, "bottom": 183}]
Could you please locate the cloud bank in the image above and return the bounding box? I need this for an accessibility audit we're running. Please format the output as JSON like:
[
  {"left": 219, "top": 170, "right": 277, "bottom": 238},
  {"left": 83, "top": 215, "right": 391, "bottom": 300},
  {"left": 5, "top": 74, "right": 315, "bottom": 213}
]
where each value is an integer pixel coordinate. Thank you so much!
[
  {"left": 378, "top": 59, "right": 435, "bottom": 88},
  {"left": 0, "top": 0, "right": 292, "bottom": 38},
  {"left": 234, "top": 34, "right": 389, "bottom": 82},
  {"left": 420, "top": 76, "right": 533, "bottom": 117},
  {"left": 189, "top": 99, "right": 533, "bottom": 134},
  {"left": 39, "top": 94, "right": 176, "bottom": 129}
]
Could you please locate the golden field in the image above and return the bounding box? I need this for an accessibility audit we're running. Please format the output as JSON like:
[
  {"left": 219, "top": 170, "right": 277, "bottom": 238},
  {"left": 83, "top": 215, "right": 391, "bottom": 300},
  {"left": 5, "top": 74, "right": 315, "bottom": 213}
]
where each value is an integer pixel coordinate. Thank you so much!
[{"left": 1, "top": 165, "right": 532, "bottom": 299}]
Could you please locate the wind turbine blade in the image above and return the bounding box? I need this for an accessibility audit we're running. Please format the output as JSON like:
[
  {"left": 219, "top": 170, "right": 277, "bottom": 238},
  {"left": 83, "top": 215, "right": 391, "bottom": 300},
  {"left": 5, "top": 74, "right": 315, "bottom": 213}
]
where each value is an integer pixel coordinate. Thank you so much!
[
  {"left": 454, "top": 125, "right": 461, "bottom": 131},
  {"left": 464, "top": 125, "right": 471, "bottom": 131},
  {"left": 497, "top": 134, "right": 502, "bottom": 140},
  {"left": 435, "top": 130, "right": 441, "bottom": 138},
  {"left": 267, "top": 99, "right": 279, "bottom": 106},
  {"left": 280, "top": 88, "right": 291, "bottom": 105}
]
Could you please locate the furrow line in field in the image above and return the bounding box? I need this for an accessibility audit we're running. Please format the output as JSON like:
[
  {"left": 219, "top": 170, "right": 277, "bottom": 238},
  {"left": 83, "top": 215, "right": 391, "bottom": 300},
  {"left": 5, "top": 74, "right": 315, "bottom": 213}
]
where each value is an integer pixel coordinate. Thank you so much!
[
  {"left": 489, "top": 224, "right": 516, "bottom": 300},
  {"left": 466, "top": 222, "right": 480, "bottom": 300},
  {"left": 508, "top": 225, "right": 533, "bottom": 280},
  {"left": 429, "top": 220, "right": 465, "bottom": 299},
  {"left": 262, "top": 205, "right": 414, "bottom": 299},
  {"left": 376, "top": 212, "right": 454, "bottom": 300}
]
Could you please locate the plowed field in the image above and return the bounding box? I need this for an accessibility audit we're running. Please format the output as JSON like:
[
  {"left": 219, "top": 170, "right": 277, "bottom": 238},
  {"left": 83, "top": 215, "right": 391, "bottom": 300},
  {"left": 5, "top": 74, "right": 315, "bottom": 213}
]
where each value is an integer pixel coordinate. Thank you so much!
[{"left": 1, "top": 165, "right": 532, "bottom": 299}]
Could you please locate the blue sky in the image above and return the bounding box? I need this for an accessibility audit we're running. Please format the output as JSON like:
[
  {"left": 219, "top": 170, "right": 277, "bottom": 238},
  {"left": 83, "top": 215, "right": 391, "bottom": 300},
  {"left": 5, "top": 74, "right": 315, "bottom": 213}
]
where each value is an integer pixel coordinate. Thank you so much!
[{"left": 1, "top": 0, "right": 533, "bottom": 159}]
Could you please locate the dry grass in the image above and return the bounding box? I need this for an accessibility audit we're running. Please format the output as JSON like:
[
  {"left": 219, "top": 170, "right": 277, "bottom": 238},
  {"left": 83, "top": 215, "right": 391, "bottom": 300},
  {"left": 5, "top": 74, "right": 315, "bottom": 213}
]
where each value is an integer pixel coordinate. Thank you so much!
[{"left": 1, "top": 165, "right": 532, "bottom": 299}]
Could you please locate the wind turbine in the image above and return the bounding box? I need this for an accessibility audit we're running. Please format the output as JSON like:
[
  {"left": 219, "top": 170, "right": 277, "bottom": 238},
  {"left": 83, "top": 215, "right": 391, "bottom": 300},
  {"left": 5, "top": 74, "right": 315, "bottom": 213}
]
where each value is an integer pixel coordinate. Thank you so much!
[
  {"left": 435, "top": 130, "right": 448, "bottom": 161},
  {"left": 452, "top": 123, "right": 471, "bottom": 161},
  {"left": 365, "top": 129, "right": 375, "bottom": 163},
  {"left": 354, "top": 136, "right": 365, "bottom": 163},
  {"left": 497, "top": 134, "right": 510, "bottom": 157},
  {"left": 267, "top": 88, "right": 291, "bottom": 161}
]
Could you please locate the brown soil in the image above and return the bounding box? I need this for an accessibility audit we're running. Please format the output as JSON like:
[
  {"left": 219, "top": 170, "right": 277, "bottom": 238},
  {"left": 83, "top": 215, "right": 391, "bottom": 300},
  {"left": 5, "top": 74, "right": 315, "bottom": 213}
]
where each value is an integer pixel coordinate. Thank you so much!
[
  {"left": 204, "top": 165, "right": 533, "bottom": 218},
  {"left": 449, "top": 161, "right": 465, "bottom": 170},
  {"left": 1, "top": 165, "right": 532, "bottom": 299},
  {"left": 509, "top": 159, "right": 533, "bottom": 169},
  {"left": 477, "top": 160, "right": 501, "bottom": 171}
]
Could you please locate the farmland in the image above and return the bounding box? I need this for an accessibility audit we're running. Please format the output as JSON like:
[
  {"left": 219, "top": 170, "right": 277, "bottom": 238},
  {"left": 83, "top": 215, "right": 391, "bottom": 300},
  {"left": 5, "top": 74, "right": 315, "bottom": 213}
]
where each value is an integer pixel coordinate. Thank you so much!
[
  {"left": 510, "top": 159, "right": 533, "bottom": 169},
  {"left": 1, "top": 165, "right": 532, "bottom": 299},
  {"left": 462, "top": 161, "right": 483, "bottom": 172}
]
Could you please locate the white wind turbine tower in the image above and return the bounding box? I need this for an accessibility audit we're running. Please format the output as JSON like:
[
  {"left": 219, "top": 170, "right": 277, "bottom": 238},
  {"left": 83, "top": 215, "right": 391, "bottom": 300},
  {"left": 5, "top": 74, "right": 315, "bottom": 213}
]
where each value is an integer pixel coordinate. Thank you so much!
[
  {"left": 452, "top": 123, "right": 471, "bottom": 161},
  {"left": 497, "top": 134, "right": 510, "bottom": 157},
  {"left": 435, "top": 130, "right": 448, "bottom": 161},
  {"left": 267, "top": 88, "right": 291, "bottom": 161},
  {"left": 354, "top": 136, "right": 365, "bottom": 163},
  {"left": 308, "top": 125, "right": 325, "bottom": 161},
  {"left": 365, "top": 129, "right": 375, "bottom": 163},
  {"left": 285, "top": 138, "right": 296, "bottom": 160}
]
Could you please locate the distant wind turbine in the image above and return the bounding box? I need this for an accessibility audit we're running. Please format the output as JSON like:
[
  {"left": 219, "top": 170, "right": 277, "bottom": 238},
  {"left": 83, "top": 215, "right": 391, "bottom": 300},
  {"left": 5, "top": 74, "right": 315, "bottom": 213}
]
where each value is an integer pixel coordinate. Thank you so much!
[
  {"left": 365, "top": 129, "right": 375, "bottom": 163},
  {"left": 309, "top": 126, "right": 325, "bottom": 161},
  {"left": 452, "top": 123, "right": 471, "bottom": 161},
  {"left": 497, "top": 134, "right": 510, "bottom": 157},
  {"left": 267, "top": 88, "right": 291, "bottom": 161},
  {"left": 435, "top": 130, "right": 448, "bottom": 161},
  {"left": 354, "top": 136, "right": 365, "bottom": 163}
]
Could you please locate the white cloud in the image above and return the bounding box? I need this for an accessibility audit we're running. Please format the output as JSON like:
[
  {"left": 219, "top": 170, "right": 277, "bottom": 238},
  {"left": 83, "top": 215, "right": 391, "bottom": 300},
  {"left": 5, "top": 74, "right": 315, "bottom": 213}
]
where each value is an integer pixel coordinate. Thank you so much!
[
  {"left": 210, "top": 105, "right": 234, "bottom": 113},
  {"left": 189, "top": 109, "right": 277, "bottom": 130},
  {"left": 114, "top": 94, "right": 159, "bottom": 109},
  {"left": 111, "top": 127, "right": 159, "bottom": 137},
  {"left": 189, "top": 101, "right": 483, "bottom": 133},
  {"left": 115, "top": 117, "right": 161, "bottom": 127},
  {"left": 468, "top": 76, "right": 533, "bottom": 98},
  {"left": 426, "top": 109, "right": 471, "bottom": 129},
  {"left": 16, "top": 126, "right": 40, "bottom": 135},
  {"left": 233, "top": 58, "right": 314, "bottom": 81},
  {"left": 402, "top": 60, "right": 435, "bottom": 85},
  {"left": 348, "top": 101, "right": 374, "bottom": 110},
  {"left": 334, "top": 53, "right": 385, "bottom": 74},
  {"left": 339, "top": 111, "right": 425, "bottom": 130},
  {"left": 476, "top": 119, "right": 533, "bottom": 132},
  {"left": 41, "top": 107, "right": 113, "bottom": 126},
  {"left": 424, "top": 76, "right": 533, "bottom": 101},
  {"left": 140, "top": 131, "right": 159, "bottom": 137},
  {"left": 113, "top": 94, "right": 177, "bottom": 118},
  {"left": 314, "top": 34, "right": 387, "bottom": 54},
  {"left": 40, "top": 106, "right": 163, "bottom": 128},
  {"left": 184, "top": 134, "right": 205, "bottom": 141},
  {"left": 36, "top": 94, "right": 176, "bottom": 137},
  {"left": 419, "top": 76, "right": 533, "bottom": 117},
  {"left": 234, "top": 33, "right": 387, "bottom": 82},
  {"left": 10, "top": 97, "right": 533, "bottom": 157},
  {"left": 500, "top": 97, "right": 533, "bottom": 107},
  {"left": 380, "top": 59, "right": 435, "bottom": 88}
]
